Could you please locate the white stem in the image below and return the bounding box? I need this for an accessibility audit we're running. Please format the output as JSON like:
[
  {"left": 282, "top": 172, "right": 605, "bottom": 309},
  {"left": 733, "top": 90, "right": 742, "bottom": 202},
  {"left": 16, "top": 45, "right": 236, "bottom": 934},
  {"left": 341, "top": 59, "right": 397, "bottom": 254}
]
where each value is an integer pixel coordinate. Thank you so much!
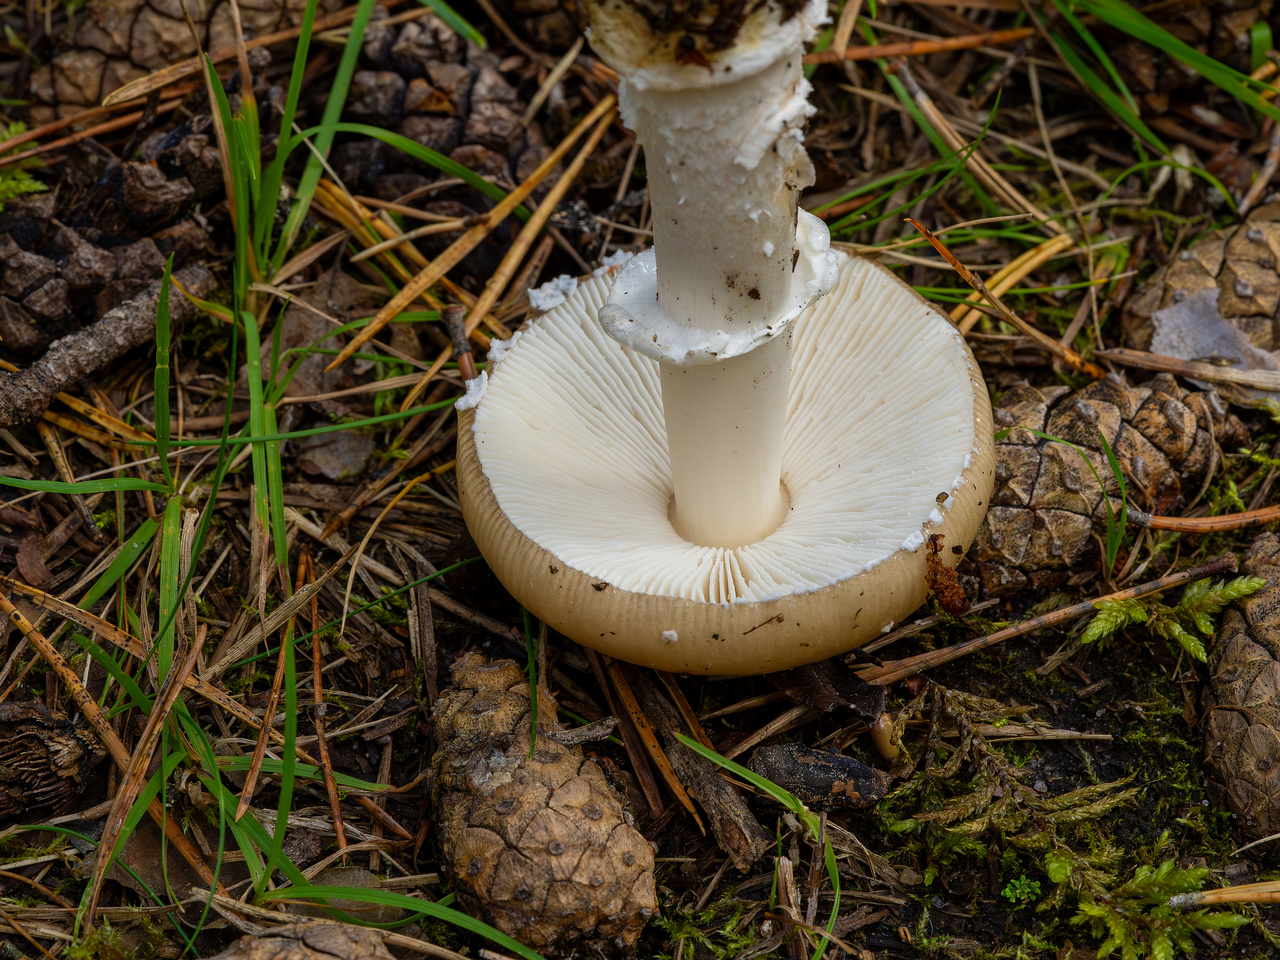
[
  {"left": 633, "top": 54, "right": 806, "bottom": 334},
  {"left": 586, "top": 0, "right": 833, "bottom": 548},
  {"left": 664, "top": 332, "right": 792, "bottom": 547}
]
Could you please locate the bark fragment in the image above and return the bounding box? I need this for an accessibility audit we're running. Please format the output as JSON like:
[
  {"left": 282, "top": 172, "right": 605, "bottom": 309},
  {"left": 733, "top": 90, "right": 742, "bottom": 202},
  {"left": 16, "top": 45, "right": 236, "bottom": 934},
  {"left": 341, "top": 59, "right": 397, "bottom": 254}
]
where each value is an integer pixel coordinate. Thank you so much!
[{"left": 0, "top": 264, "right": 214, "bottom": 427}]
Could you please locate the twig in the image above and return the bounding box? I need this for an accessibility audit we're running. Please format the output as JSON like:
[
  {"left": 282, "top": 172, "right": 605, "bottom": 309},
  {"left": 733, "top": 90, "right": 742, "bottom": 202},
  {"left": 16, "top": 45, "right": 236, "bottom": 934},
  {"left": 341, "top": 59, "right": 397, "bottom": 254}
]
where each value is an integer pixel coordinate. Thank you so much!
[
  {"left": 804, "top": 27, "right": 1034, "bottom": 64},
  {"left": 1169, "top": 877, "right": 1280, "bottom": 909},
  {"left": 1093, "top": 347, "right": 1280, "bottom": 392},
  {"left": 586, "top": 649, "right": 665, "bottom": 818},
  {"left": 1130, "top": 504, "right": 1280, "bottom": 533},
  {"left": 1240, "top": 124, "right": 1280, "bottom": 216},
  {"left": 102, "top": 0, "right": 411, "bottom": 107},
  {"left": 0, "top": 97, "right": 185, "bottom": 171},
  {"left": 605, "top": 658, "right": 703, "bottom": 830},
  {"left": 951, "top": 233, "right": 1076, "bottom": 332},
  {"left": 892, "top": 62, "right": 1063, "bottom": 236},
  {"left": 0, "top": 267, "right": 215, "bottom": 427},
  {"left": 856, "top": 555, "right": 1239, "bottom": 684},
  {"left": 906, "top": 218, "right": 1107, "bottom": 378}
]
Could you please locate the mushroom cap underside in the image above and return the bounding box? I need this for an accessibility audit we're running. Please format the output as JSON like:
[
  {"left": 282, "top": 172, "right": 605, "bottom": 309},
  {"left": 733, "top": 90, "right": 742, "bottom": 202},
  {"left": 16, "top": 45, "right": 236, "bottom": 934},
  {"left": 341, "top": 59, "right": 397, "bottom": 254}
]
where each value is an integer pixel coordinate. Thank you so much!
[{"left": 458, "top": 254, "right": 995, "bottom": 675}]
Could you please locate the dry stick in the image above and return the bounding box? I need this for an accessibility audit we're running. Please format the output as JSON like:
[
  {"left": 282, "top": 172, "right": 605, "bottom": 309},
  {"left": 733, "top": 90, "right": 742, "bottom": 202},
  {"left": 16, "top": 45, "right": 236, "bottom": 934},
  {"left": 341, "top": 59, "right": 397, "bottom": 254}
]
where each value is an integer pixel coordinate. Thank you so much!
[
  {"left": 830, "top": 0, "right": 864, "bottom": 55},
  {"left": 462, "top": 103, "right": 617, "bottom": 341},
  {"left": 324, "top": 93, "right": 618, "bottom": 371},
  {"left": 302, "top": 550, "right": 349, "bottom": 861},
  {"left": 655, "top": 671, "right": 715, "bottom": 750},
  {"left": 804, "top": 26, "right": 1034, "bottom": 64},
  {"left": 443, "top": 305, "right": 477, "bottom": 382},
  {"left": 1169, "top": 877, "right": 1280, "bottom": 909},
  {"left": 0, "top": 97, "right": 185, "bottom": 171},
  {"left": 0, "top": 265, "right": 216, "bottom": 428},
  {"left": 1093, "top": 346, "right": 1280, "bottom": 393},
  {"left": 85, "top": 631, "right": 204, "bottom": 927},
  {"left": 604, "top": 658, "right": 704, "bottom": 831},
  {"left": 906, "top": 218, "right": 1107, "bottom": 378},
  {"left": 35, "top": 421, "right": 105, "bottom": 542},
  {"left": 856, "top": 555, "right": 1239, "bottom": 685},
  {"left": 892, "top": 62, "right": 1063, "bottom": 236},
  {"left": 0, "top": 593, "right": 223, "bottom": 894},
  {"left": 1, "top": 83, "right": 197, "bottom": 154},
  {"left": 586, "top": 649, "right": 665, "bottom": 818},
  {"left": 1240, "top": 124, "right": 1280, "bottom": 217},
  {"left": 1130, "top": 504, "right": 1280, "bottom": 533},
  {"left": 952, "top": 233, "right": 1076, "bottom": 332}
]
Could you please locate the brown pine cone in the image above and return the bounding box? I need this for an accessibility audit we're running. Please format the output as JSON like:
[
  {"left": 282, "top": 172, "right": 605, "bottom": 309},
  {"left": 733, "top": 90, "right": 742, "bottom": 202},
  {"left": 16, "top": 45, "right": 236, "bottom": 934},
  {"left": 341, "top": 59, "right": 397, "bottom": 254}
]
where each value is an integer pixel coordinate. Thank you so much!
[
  {"left": 0, "top": 701, "right": 105, "bottom": 821},
  {"left": 970, "top": 374, "right": 1240, "bottom": 594},
  {"left": 1204, "top": 532, "right": 1280, "bottom": 840},
  {"left": 208, "top": 923, "right": 394, "bottom": 960},
  {"left": 29, "top": 0, "right": 344, "bottom": 121},
  {"left": 431, "top": 654, "right": 657, "bottom": 957},
  {"left": 1122, "top": 203, "right": 1280, "bottom": 354}
]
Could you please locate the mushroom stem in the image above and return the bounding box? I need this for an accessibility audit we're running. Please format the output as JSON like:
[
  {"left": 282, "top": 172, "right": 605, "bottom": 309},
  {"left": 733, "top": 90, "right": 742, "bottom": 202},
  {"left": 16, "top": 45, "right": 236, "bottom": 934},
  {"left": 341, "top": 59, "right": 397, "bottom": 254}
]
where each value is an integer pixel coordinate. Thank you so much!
[
  {"left": 585, "top": 0, "right": 836, "bottom": 548},
  {"left": 664, "top": 333, "right": 792, "bottom": 547}
]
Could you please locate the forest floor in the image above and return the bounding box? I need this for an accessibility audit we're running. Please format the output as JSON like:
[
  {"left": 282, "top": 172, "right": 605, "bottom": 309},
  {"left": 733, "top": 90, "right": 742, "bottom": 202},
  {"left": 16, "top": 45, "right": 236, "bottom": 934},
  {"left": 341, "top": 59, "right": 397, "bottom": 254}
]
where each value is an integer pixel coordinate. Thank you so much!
[{"left": 2, "top": 1, "right": 1280, "bottom": 958}]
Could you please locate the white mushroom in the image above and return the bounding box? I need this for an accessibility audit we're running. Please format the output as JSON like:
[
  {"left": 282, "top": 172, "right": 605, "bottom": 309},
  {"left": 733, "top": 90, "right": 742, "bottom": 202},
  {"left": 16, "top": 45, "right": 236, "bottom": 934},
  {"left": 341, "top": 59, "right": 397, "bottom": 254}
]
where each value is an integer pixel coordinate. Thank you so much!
[{"left": 455, "top": 0, "right": 995, "bottom": 674}]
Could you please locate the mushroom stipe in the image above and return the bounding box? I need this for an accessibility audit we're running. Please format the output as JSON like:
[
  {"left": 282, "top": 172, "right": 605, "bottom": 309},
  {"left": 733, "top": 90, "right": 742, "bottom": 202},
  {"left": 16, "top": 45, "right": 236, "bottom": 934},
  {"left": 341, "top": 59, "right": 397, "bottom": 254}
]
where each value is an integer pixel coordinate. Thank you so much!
[{"left": 457, "top": 253, "right": 995, "bottom": 675}]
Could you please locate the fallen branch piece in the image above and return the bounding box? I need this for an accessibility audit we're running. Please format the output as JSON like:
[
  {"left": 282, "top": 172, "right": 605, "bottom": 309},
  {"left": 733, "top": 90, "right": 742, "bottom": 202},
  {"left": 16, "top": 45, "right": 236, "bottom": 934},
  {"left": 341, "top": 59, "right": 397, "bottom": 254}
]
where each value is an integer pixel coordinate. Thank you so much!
[
  {"left": 0, "top": 266, "right": 215, "bottom": 427},
  {"left": 857, "top": 555, "right": 1239, "bottom": 684},
  {"left": 1131, "top": 504, "right": 1280, "bottom": 533}
]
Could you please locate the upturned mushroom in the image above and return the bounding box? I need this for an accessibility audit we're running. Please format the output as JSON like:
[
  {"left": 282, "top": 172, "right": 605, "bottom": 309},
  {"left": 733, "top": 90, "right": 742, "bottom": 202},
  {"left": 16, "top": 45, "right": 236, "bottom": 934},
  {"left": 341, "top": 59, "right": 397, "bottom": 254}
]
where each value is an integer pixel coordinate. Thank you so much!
[{"left": 456, "top": 0, "right": 995, "bottom": 675}]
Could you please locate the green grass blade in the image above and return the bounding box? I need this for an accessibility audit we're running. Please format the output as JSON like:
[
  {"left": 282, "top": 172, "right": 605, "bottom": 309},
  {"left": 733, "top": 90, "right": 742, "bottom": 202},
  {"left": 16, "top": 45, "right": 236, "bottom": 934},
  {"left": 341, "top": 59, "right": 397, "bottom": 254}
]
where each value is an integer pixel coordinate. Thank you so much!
[
  {"left": 1074, "top": 0, "right": 1280, "bottom": 124},
  {"left": 418, "top": 0, "right": 485, "bottom": 47},
  {"left": 676, "top": 734, "right": 841, "bottom": 960},
  {"left": 291, "top": 122, "right": 523, "bottom": 216},
  {"left": 0, "top": 476, "right": 170, "bottom": 495},
  {"left": 259, "top": 0, "right": 321, "bottom": 264},
  {"left": 274, "top": 0, "right": 378, "bottom": 263},
  {"left": 1047, "top": 0, "right": 1140, "bottom": 115},
  {"left": 153, "top": 253, "right": 175, "bottom": 492},
  {"left": 1047, "top": 31, "right": 1168, "bottom": 154},
  {"left": 156, "top": 496, "right": 184, "bottom": 682}
]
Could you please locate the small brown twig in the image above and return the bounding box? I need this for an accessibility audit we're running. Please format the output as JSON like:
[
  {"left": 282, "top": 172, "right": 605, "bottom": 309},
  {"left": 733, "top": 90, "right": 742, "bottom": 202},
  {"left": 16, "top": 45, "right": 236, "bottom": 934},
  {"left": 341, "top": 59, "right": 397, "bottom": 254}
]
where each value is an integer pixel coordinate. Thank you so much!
[
  {"left": 905, "top": 218, "right": 1107, "bottom": 379},
  {"left": 1130, "top": 504, "right": 1280, "bottom": 533},
  {"left": 605, "top": 658, "right": 704, "bottom": 831},
  {"left": 856, "top": 555, "right": 1239, "bottom": 684},
  {"left": 586, "top": 649, "right": 664, "bottom": 818},
  {"left": 1093, "top": 346, "right": 1280, "bottom": 392},
  {"left": 804, "top": 26, "right": 1034, "bottom": 64},
  {"left": 1240, "top": 124, "right": 1280, "bottom": 216},
  {"left": 0, "top": 591, "right": 223, "bottom": 897},
  {"left": 443, "top": 305, "right": 477, "bottom": 383},
  {"left": 0, "top": 266, "right": 216, "bottom": 427}
]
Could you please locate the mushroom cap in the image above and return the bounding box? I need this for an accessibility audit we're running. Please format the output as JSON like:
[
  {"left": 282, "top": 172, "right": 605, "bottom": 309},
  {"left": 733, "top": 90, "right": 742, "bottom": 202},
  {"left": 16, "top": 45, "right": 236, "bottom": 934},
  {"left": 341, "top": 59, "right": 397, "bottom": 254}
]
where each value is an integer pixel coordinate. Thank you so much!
[{"left": 457, "top": 253, "right": 995, "bottom": 675}]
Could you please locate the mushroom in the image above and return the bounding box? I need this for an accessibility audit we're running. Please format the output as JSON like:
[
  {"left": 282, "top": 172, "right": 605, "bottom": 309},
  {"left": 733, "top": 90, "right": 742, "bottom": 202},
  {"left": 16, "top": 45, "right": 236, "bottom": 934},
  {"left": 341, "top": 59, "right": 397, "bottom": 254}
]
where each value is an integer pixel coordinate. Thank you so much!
[{"left": 455, "top": 0, "right": 995, "bottom": 675}]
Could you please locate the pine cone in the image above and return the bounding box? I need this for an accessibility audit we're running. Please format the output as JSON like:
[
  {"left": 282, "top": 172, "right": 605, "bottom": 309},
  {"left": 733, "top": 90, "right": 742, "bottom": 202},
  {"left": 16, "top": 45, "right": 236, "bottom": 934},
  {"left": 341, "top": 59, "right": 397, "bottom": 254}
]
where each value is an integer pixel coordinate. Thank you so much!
[
  {"left": 970, "top": 374, "right": 1237, "bottom": 593},
  {"left": 0, "top": 701, "right": 105, "bottom": 821},
  {"left": 0, "top": 192, "right": 210, "bottom": 357},
  {"left": 1122, "top": 203, "right": 1280, "bottom": 354},
  {"left": 29, "top": 0, "right": 344, "bottom": 121},
  {"left": 431, "top": 654, "right": 657, "bottom": 957},
  {"left": 1204, "top": 532, "right": 1280, "bottom": 840}
]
